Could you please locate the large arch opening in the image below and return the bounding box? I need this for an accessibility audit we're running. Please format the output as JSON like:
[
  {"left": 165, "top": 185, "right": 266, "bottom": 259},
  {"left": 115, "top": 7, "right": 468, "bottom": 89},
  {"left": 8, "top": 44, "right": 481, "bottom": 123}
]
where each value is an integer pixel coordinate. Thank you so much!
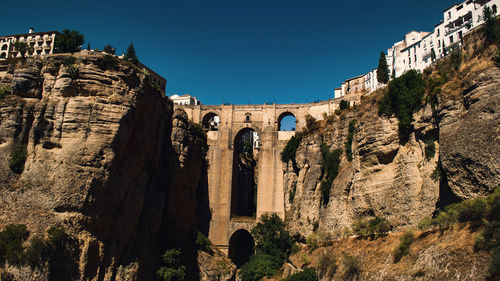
[
  {"left": 231, "top": 128, "right": 259, "bottom": 217},
  {"left": 202, "top": 112, "right": 219, "bottom": 131},
  {"left": 278, "top": 112, "right": 296, "bottom": 131},
  {"left": 228, "top": 229, "right": 254, "bottom": 268}
]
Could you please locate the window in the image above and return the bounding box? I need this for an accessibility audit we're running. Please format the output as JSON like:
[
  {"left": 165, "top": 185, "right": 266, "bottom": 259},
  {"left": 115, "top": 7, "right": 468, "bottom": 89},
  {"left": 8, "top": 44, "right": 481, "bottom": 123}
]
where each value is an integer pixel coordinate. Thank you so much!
[
  {"left": 493, "top": 5, "right": 497, "bottom": 14},
  {"left": 437, "top": 29, "right": 440, "bottom": 36},
  {"left": 0, "top": 52, "right": 6, "bottom": 59},
  {"left": 409, "top": 58, "right": 411, "bottom": 65},
  {"left": 1, "top": 44, "right": 7, "bottom": 50},
  {"left": 449, "top": 35, "right": 454, "bottom": 43},
  {"left": 448, "top": 11, "right": 451, "bottom": 19}
]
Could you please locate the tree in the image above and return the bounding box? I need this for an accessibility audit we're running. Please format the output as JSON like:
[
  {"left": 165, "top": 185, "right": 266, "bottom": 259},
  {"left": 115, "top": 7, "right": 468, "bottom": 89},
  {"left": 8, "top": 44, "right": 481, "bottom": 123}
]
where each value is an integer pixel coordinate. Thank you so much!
[
  {"left": 156, "top": 249, "right": 186, "bottom": 281},
  {"left": 54, "top": 29, "right": 84, "bottom": 53},
  {"left": 123, "top": 42, "right": 138, "bottom": 64},
  {"left": 86, "top": 42, "right": 91, "bottom": 51},
  {"left": 103, "top": 44, "right": 115, "bottom": 55},
  {"left": 483, "top": 6, "right": 500, "bottom": 44},
  {"left": 251, "top": 214, "right": 293, "bottom": 265},
  {"left": 12, "top": 42, "right": 31, "bottom": 58},
  {"left": 377, "top": 51, "right": 390, "bottom": 84}
]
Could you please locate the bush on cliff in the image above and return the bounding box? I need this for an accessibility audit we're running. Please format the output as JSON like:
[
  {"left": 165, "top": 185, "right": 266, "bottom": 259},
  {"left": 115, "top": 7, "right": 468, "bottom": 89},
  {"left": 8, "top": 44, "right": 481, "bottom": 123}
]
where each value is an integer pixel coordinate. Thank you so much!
[
  {"left": 0, "top": 224, "right": 29, "bottom": 265},
  {"left": 281, "top": 134, "right": 302, "bottom": 164},
  {"left": 239, "top": 254, "right": 280, "bottom": 281},
  {"left": 345, "top": 119, "right": 357, "bottom": 161},
  {"left": 156, "top": 248, "right": 186, "bottom": 281},
  {"left": 195, "top": 232, "right": 213, "bottom": 254},
  {"left": 378, "top": 70, "right": 425, "bottom": 139},
  {"left": 283, "top": 267, "right": 319, "bottom": 281},
  {"left": 252, "top": 214, "right": 293, "bottom": 265},
  {"left": 352, "top": 216, "right": 392, "bottom": 237},
  {"left": 393, "top": 231, "right": 415, "bottom": 263},
  {"left": 0, "top": 86, "right": 11, "bottom": 100},
  {"left": 319, "top": 144, "right": 342, "bottom": 206},
  {"left": 9, "top": 144, "right": 28, "bottom": 174}
]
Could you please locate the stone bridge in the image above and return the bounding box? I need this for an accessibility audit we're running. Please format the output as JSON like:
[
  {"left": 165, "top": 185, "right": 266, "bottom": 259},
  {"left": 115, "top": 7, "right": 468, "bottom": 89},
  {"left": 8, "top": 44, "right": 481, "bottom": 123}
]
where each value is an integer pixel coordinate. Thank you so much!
[{"left": 176, "top": 95, "right": 359, "bottom": 265}]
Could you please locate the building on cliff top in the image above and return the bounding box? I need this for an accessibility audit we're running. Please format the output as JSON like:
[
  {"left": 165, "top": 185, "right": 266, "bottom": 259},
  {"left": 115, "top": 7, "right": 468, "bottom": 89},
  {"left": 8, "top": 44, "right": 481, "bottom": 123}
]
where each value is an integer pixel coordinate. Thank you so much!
[
  {"left": 0, "top": 28, "right": 59, "bottom": 60},
  {"left": 170, "top": 94, "right": 201, "bottom": 105},
  {"left": 334, "top": 0, "right": 499, "bottom": 99}
]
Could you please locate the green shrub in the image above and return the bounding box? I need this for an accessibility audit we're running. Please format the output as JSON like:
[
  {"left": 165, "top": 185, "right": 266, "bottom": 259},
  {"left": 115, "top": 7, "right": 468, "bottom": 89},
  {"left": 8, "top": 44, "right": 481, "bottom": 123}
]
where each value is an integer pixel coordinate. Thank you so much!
[
  {"left": 195, "top": 232, "right": 213, "bottom": 254},
  {"left": 9, "top": 144, "right": 27, "bottom": 174},
  {"left": 156, "top": 248, "right": 186, "bottom": 281},
  {"left": 0, "top": 224, "right": 29, "bottom": 265},
  {"left": 483, "top": 6, "right": 500, "bottom": 45},
  {"left": 318, "top": 251, "right": 337, "bottom": 279},
  {"left": 341, "top": 252, "right": 360, "bottom": 279},
  {"left": 352, "top": 216, "right": 392, "bottom": 237},
  {"left": 393, "top": 231, "right": 415, "bottom": 263},
  {"left": 281, "top": 135, "right": 302, "bottom": 163},
  {"left": 289, "top": 182, "right": 297, "bottom": 203},
  {"left": 339, "top": 100, "right": 349, "bottom": 110},
  {"left": 345, "top": 119, "right": 357, "bottom": 161},
  {"left": 378, "top": 70, "right": 425, "bottom": 139},
  {"left": 239, "top": 254, "right": 280, "bottom": 281},
  {"left": 449, "top": 46, "right": 462, "bottom": 71},
  {"left": 418, "top": 216, "right": 432, "bottom": 231},
  {"left": 65, "top": 64, "right": 79, "bottom": 79},
  {"left": 424, "top": 138, "right": 435, "bottom": 161},
  {"left": 305, "top": 234, "right": 318, "bottom": 253},
  {"left": 100, "top": 55, "right": 119, "bottom": 71},
  {"left": 47, "top": 226, "right": 67, "bottom": 247},
  {"left": 283, "top": 267, "right": 318, "bottom": 281},
  {"left": 251, "top": 214, "right": 293, "bottom": 265},
  {"left": 290, "top": 243, "right": 300, "bottom": 254},
  {"left": 431, "top": 165, "right": 441, "bottom": 182},
  {"left": 0, "top": 86, "right": 11, "bottom": 100},
  {"left": 24, "top": 236, "right": 47, "bottom": 267},
  {"left": 305, "top": 115, "right": 318, "bottom": 131},
  {"left": 63, "top": 56, "right": 77, "bottom": 66},
  {"left": 490, "top": 246, "right": 500, "bottom": 279},
  {"left": 319, "top": 144, "right": 342, "bottom": 206}
]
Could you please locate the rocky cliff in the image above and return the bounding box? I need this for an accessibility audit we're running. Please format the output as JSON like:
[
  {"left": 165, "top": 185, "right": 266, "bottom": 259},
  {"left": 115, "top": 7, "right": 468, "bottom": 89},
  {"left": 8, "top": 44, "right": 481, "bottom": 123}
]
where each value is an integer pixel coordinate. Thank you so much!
[
  {"left": 0, "top": 53, "right": 210, "bottom": 281},
  {"left": 283, "top": 32, "right": 500, "bottom": 239}
]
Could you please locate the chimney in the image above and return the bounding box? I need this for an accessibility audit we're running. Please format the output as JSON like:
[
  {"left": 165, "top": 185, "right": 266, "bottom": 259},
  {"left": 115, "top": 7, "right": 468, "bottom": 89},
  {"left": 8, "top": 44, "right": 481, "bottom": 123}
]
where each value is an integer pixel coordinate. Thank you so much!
[{"left": 29, "top": 27, "right": 34, "bottom": 34}]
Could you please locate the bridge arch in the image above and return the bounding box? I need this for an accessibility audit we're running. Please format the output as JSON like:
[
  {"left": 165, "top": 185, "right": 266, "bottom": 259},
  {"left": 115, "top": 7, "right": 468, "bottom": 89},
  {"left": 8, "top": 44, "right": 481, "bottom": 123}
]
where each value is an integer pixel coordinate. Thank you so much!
[
  {"left": 228, "top": 229, "right": 254, "bottom": 267},
  {"left": 231, "top": 127, "right": 259, "bottom": 217},
  {"left": 277, "top": 111, "right": 297, "bottom": 131},
  {"left": 202, "top": 112, "right": 220, "bottom": 131}
]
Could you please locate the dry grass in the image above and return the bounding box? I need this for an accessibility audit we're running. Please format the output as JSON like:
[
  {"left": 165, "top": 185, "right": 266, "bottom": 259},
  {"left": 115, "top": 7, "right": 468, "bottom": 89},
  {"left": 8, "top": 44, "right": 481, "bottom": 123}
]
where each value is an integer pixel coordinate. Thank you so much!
[{"left": 271, "top": 225, "right": 491, "bottom": 280}]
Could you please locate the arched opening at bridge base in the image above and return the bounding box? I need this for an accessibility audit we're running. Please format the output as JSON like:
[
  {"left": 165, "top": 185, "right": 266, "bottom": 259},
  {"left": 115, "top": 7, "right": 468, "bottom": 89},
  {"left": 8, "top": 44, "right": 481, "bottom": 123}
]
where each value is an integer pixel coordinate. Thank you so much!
[
  {"left": 228, "top": 229, "right": 254, "bottom": 268},
  {"left": 202, "top": 112, "right": 220, "bottom": 131},
  {"left": 278, "top": 112, "right": 296, "bottom": 131},
  {"left": 231, "top": 128, "right": 259, "bottom": 217}
]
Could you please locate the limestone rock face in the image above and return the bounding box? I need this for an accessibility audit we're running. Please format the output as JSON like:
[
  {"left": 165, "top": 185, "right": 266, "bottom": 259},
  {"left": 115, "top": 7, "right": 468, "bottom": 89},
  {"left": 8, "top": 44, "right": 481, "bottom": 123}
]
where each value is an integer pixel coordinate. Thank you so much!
[
  {"left": 197, "top": 250, "right": 236, "bottom": 281},
  {"left": 0, "top": 54, "right": 209, "bottom": 281},
  {"left": 284, "top": 66, "right": 500, "bottom": 238},
  {"left": 438, "top": 67, "right": 500, "bottom": 199}
]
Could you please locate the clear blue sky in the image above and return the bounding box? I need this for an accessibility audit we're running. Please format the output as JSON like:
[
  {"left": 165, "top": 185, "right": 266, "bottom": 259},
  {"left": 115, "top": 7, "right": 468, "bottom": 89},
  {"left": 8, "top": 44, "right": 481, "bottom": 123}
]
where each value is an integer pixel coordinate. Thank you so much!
[{"left": 1, "top": 0, "right": 456, "bottom": 105}]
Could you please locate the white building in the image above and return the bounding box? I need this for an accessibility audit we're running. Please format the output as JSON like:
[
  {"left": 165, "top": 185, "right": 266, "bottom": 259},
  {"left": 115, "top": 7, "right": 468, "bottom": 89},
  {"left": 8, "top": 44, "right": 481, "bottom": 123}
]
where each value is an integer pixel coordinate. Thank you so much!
[
  {"left": 0, "top": 28, "right": 58, "bottom": 60},
  {"left": 170, "top": 94, "right": 201, "bottom": 106},
  {"left": 363, "top": 69, "right": 381, "bottom": 93},
  {"left": 386, "top": 0, "right": 500, "bottom": 78}
]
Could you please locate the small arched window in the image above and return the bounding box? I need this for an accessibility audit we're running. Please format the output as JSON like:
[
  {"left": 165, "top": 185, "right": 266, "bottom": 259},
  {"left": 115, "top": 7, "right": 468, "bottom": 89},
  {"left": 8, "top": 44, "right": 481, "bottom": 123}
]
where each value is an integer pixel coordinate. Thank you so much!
[
  {"left": 245, "top": 113, "right": 252, "bottom": 123},
  {"left": 493, "top": 5, "right": 498, "bottom": 14},
  {"left": 1, "top": 44, "right": 7, "bottom": 51},
  {"left": 0, "top": 52, "right": 6, "bottom": 59}
]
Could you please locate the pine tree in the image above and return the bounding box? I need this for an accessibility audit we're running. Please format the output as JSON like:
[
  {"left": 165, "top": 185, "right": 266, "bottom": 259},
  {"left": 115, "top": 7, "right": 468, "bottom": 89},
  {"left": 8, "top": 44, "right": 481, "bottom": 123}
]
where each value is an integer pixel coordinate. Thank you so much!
[
  {"left": 87, "top": 42, "right": 91, "bottom": 51},
  {"left": 123, "top": 43, "right": 138, "bottom": 64},
  {"left": 377, "top": 51, "right": 390, "bottom": 84}
]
